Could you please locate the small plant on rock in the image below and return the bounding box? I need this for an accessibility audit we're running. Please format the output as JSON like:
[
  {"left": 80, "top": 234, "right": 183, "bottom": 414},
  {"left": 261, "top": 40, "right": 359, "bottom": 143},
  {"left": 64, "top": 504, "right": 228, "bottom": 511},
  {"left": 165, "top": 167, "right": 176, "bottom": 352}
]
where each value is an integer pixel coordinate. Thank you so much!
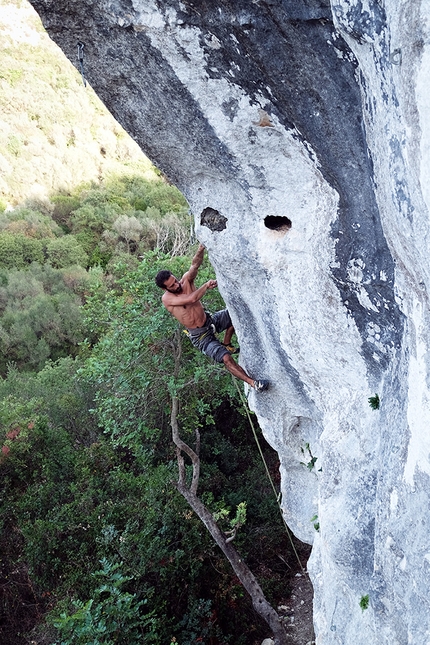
[
  {"left": 300, "top": 443, "right": 318, "bottom": 471},
  {"left": 359, "top": 594, "right": 369, "bottom": 611},
  {"left": 368, "top": 394, "right": 380, "bottom": 410}
]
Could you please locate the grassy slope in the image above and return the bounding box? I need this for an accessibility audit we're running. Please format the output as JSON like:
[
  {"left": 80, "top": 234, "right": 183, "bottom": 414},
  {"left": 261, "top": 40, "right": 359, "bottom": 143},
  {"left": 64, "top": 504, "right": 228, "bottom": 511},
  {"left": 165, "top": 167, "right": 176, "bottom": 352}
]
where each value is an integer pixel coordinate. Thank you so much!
[{"left": 0, "top": 0, "right": 156, "bottom": 208}]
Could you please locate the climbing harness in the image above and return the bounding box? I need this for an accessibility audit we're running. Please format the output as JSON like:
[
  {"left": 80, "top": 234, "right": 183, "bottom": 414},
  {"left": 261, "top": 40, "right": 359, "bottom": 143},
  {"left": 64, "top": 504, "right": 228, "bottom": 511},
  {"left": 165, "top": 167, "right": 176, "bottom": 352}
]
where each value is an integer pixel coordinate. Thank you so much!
[
  {"left": 222, "top": 342, "right": 239, "bottom": 355},
  {"left": 183, "top": 314, "right": 216, "bottom": 343},
  {"left": 232, "top": 377, "right": 307, "bottom": 576},
  {"left": 77, "top": 41, "right": 87, "bottom": 87}
]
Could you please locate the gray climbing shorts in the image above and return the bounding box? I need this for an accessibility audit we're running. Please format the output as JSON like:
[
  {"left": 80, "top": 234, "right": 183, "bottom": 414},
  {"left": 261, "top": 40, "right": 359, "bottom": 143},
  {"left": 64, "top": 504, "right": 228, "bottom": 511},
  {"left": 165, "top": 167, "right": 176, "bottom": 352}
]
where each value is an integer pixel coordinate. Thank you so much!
[{"left": 186, "top": 310, "right": 232, "bottom": 363}]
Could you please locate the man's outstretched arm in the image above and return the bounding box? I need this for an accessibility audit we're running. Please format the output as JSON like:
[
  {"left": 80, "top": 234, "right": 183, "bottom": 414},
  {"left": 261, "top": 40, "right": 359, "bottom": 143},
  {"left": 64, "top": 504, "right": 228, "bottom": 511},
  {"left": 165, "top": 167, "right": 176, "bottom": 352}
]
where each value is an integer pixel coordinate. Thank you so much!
[
  {"left": 183, "top": 244, "right": 205, "bottom": 283},
  {"left": 162, "top": 280, "right": 217, "bottom": 308}
]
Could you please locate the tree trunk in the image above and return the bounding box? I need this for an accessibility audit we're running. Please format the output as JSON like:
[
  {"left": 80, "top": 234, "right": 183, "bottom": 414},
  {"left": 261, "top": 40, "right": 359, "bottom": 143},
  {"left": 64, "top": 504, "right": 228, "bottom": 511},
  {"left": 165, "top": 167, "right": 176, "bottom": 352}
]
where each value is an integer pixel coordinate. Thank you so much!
[{"left": 170, "top": 394, "right": 289, "bottom": 645}]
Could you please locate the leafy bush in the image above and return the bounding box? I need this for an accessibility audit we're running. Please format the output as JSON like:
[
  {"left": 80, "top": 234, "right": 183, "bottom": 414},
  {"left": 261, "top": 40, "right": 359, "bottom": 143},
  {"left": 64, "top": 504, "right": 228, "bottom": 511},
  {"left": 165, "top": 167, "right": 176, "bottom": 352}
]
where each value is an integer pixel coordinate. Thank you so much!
[
  {"left": 0, "top": 183, "right": 306, "bottom": 644},
  {"left": 0, "top": 357, "right": 96, "bottom": 442},
  {"left": 52, "top": 559, "right": 159, "bottom": 645},
  {"left": 45, "top": 236, "right": 88, "bottom": 268},
  {"left": 0, "top": 264, "right": 87, "bottom": 373},
  {"left": 70, "top": 202, "right": 121, "bottom": 235},
  {"left": 139, "top": 210, "right": 191, "bottom": 256},
  {"left": 51, "top": 194, "right": 82, "bottom": 232},
  {"left": 0, "top": 207, "right": 61, "bottom": 238},
  {"left": 104, "top": 175, "right": 188, "bottom": 215},
  {"left": 0, "top": 232, "right": 43, "bottom": 269},
  {"left": 176, "top": 599, "right": 221, "bottom": 645},
  {"left": 81, "top": 249, "right": 231, "bottom": 448}
]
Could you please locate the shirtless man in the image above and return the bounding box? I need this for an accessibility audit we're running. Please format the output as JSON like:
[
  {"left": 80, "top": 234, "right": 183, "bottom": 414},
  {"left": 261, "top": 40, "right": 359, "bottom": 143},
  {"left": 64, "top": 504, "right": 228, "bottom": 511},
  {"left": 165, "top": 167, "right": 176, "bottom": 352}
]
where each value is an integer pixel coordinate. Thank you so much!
[{"left": 155, "top": 244, "right": 269, "bottom": 392}]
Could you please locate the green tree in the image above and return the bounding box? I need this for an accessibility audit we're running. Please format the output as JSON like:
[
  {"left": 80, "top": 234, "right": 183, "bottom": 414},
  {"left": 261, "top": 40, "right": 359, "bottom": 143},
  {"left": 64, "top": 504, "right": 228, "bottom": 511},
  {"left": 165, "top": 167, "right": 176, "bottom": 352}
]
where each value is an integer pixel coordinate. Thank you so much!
[
  {"left": 0, "top": 247, "right": 301, "bottom": 644},
  {"left": 81, "top": 250, "right": 230, "bottom": 448},
  {"left": 51, "top": 194, "right": 82, "bottom": 232},
  {"left": 70, "top": 202, "right": 120, "bottom": 235},
  {"left": 0, "top": 232, "right": 43, "bottom": 269},
  {"left": 0, "top": 207, "right": 61, "bottom": 238},
  {"left": 103, "top": 174, "right": 187, "bottom": 215},
  {"left": 112, "top": 214, "right": 143, "bottom": 253},
  {"left": 0, "top": 265, "right": 86, "bottom": 372},
  {"left": 46, "top": 236, "right": 88, "bottom": 268},
  {"left": 80, "top": 250, "right": 291, "bottom": 643}
]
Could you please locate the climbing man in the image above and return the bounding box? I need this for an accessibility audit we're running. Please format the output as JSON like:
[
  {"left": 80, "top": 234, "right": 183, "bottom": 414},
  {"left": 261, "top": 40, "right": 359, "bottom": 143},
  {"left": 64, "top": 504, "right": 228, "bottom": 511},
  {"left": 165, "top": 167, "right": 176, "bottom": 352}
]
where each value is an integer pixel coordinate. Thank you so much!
[{"left": 155, "top": 244, "right": 269, "bottom": 392}]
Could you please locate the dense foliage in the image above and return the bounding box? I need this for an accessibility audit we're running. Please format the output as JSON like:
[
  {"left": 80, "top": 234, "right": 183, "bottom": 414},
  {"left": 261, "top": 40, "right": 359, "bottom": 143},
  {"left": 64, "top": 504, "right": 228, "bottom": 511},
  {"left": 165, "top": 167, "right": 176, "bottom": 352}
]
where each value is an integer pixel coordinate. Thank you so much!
[{"left": 0, "top": 174, "right": 306, "bottom": 645}]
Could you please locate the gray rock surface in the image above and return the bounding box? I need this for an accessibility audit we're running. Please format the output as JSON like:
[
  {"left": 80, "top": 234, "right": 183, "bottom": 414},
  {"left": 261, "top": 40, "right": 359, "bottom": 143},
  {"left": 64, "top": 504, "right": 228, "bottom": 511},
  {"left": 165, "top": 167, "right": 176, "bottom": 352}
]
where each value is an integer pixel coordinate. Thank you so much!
[{"left": 27, "top": 0, "right": 430, "bottom": 642}]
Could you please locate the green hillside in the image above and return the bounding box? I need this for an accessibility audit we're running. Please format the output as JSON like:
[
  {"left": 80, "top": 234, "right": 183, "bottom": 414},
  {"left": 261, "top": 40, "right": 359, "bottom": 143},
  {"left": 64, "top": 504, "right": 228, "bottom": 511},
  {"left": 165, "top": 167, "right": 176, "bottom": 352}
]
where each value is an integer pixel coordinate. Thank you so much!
[{"left": 0, "top": 0, "right": 156, "bottom": 208}]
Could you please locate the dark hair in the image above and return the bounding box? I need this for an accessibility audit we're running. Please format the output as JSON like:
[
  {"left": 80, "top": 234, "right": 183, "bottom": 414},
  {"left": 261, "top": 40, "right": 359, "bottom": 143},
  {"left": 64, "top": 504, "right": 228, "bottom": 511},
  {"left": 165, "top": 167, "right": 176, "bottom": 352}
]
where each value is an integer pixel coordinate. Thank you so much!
[{"left": 155, "top": 270, "right": 172, "bottom": 289}]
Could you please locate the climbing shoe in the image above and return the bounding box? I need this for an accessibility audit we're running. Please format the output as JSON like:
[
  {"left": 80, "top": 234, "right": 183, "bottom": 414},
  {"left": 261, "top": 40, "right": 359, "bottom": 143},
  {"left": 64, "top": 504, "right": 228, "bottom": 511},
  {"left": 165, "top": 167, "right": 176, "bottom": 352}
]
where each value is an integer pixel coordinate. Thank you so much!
[
  {"left": 253, "top": 379, "right": 269, "bottom": 392},
  {"left": 222, "top": 343, "right": 240, "bottom": 355}
]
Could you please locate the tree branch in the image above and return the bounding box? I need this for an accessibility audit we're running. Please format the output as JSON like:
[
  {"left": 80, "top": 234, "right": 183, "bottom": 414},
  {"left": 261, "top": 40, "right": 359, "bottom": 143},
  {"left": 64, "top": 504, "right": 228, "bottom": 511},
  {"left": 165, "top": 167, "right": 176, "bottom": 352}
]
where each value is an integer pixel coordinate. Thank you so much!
[{"left": 170, "top": 396, "right": 288, "bottom": 643}]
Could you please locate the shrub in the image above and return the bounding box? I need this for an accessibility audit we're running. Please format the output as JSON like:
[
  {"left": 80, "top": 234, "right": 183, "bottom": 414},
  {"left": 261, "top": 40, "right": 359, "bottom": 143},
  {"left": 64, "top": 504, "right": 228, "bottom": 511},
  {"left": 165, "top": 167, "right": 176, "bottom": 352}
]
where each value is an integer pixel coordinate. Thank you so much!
[
  {"left": 0, "top": 207, "right": 61, "bottom": 238},
  {"left": 0, "top": 232, "right": 43, "bottom": 269},
  {"left": 51, "top": 194, "right": 81, "bottom": 231},
  {"left": 52, "top": 559, "right": 159, "bottom": 645},
  {"left": 70, "top": 202, "right": 120, "bottom": 235},
  {"left": 112, "top": 214, "right": 143, "bottom": 252},
  {"left": 0, "top": 266, "right": 85, "bottom": 372},
  {"left": 46, "top": 236, "right": 88, "bottom": 268},
  {"left": 140, "top": 210, "right": 191, "bottom": 256}
]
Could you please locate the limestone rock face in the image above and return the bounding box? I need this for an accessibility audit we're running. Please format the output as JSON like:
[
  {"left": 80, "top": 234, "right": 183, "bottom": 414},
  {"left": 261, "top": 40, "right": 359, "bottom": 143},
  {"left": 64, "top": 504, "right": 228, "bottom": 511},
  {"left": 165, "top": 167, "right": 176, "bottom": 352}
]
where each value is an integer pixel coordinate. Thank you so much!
[{"left": 28, "top": 0, "right": 430, "bottom": 642}]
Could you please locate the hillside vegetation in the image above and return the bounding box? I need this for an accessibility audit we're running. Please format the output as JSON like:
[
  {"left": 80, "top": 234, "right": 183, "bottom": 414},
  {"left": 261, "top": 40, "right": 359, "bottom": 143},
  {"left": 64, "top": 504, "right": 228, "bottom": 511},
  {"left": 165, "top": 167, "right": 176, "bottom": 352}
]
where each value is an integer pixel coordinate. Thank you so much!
[{"left": 0, "top": 0, "right": 156, "bottom": 208}]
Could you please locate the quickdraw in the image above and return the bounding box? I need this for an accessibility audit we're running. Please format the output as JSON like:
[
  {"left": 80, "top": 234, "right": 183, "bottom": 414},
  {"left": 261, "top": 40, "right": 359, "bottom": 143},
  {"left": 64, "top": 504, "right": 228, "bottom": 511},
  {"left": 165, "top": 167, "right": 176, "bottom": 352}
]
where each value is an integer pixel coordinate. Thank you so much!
[{"left": 77, "top": 41, "right": 87, "bottom": 87}]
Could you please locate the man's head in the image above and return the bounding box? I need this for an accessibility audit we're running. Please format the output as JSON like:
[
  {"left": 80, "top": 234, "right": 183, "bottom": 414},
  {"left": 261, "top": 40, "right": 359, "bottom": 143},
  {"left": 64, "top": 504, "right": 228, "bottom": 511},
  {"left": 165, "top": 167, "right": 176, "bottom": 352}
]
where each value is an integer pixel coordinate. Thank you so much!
[
  {"left": 155, "top": 270, "right": 171, "bottom": 289},
  {"left": 155, "top": 270, "right": 182, "bottom": 293}
]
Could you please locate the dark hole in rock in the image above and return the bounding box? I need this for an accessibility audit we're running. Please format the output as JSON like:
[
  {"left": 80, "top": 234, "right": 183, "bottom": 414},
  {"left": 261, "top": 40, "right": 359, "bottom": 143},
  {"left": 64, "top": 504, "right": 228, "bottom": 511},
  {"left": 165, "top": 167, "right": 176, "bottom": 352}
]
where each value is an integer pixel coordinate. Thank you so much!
[
  {"left": 264, "top": 215, "right": 292, "bottom": 232},
  {"left": 200, "top": 207, "right": 228, "bottom": 232}
]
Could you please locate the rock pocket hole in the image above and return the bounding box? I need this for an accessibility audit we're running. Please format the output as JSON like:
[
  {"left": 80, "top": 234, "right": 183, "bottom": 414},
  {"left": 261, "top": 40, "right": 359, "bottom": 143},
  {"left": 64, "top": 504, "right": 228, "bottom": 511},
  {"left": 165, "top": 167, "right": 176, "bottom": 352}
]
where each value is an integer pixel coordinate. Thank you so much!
[
  {"left": 200, "top": 207, "right": 228, "bottom": 232},
  {"left": 264, "top": 216, "right": 292, "bottom": 232}
]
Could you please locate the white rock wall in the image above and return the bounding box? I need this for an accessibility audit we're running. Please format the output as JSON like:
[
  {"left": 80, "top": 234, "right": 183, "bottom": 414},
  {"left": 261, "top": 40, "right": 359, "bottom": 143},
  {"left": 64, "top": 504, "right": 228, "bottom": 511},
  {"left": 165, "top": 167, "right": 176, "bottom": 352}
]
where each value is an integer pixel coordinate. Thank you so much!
[{"left": 320, "top": 2, "right": 430, "bottom": 643}]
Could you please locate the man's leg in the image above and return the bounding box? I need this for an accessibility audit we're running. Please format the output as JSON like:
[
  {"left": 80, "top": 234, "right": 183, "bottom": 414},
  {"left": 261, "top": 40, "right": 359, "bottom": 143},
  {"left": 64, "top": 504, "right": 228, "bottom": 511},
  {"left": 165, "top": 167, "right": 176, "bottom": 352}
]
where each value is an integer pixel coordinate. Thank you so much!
[
  {"left": 223, "top": 325, "right": 234, "bottom": 346},
  {"left": 212, "top": 311, "right": 235, "bottom": 347},
  {"left": 222, "top": 354, "right": 255, "bottom": 387},
  {"left": 196, "top": 335, "right": 269, "bottom": 391}
]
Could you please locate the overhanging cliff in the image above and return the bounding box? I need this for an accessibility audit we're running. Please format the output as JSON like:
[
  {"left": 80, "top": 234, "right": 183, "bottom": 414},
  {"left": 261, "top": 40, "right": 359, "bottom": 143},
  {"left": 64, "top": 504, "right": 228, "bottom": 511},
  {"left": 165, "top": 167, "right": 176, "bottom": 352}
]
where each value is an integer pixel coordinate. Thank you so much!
[{"left": 27, "top": 0, "right": 430, "bottom": 642}]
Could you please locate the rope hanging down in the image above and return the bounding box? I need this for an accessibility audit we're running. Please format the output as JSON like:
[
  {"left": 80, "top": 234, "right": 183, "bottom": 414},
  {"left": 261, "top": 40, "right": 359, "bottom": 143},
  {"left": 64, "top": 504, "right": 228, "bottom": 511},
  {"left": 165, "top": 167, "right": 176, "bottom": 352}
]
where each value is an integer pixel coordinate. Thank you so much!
[
  {"left": 232, "top": 376, "right": 307, "bottom": 576},
  {"left": 77, "top": 41, "right": 86, "bottom": 87}
]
